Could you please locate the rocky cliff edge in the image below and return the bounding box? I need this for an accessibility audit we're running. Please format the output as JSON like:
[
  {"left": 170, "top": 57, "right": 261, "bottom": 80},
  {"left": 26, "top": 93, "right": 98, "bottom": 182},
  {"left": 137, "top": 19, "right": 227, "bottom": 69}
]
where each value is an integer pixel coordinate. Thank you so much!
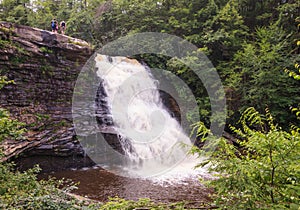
[{"left": 0, "top": 22, "right": 95, "bottom": 171}]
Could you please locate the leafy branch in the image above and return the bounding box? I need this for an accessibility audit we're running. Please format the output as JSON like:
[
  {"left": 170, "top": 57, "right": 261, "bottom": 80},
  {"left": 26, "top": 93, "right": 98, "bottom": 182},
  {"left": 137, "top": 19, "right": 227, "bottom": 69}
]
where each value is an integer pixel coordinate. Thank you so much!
[{"left": 194, "top": 107, "right": 300, "bottom": 209}]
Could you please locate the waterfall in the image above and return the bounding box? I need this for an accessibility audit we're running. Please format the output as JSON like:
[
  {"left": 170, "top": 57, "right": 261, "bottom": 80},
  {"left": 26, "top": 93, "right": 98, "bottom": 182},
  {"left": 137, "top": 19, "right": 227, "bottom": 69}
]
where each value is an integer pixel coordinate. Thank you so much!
[{"left": 94, "top": 54, "right": 200, "bottom": 178}]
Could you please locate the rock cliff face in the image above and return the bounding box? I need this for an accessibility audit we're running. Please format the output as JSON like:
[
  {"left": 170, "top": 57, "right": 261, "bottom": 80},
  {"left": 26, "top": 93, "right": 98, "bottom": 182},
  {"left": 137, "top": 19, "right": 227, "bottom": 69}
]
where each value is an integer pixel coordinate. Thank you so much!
[
  {"left": 0, "top": 22, "right": 182, "bottom": 172},
  {"left": 0, "top": 22, "right": 95, "bottom": 171}
]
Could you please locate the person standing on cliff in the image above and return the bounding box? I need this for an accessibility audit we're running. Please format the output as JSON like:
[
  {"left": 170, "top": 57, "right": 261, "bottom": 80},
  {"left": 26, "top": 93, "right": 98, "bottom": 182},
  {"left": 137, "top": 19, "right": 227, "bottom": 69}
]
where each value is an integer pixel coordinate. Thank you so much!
[
  {"left": 60, "top": 21, "right": 66, "bottom": 35},
  {"left": 51, "top": 18, "right": 58, "bottom": 33}
]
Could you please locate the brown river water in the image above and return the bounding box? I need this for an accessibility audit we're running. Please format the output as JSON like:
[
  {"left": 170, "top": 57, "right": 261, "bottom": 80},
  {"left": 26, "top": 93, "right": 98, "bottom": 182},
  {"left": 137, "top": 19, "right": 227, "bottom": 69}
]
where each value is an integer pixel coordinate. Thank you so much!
[{"left": 40, "top": 166, "right": 213, "bottom": 207}]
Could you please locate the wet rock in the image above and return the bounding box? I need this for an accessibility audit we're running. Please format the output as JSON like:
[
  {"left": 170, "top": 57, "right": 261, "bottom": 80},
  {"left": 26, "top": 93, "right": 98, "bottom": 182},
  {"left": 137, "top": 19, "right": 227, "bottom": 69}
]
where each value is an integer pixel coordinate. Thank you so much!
[{"left": 159, "top": 90, "right": 181, "bottom": 123}]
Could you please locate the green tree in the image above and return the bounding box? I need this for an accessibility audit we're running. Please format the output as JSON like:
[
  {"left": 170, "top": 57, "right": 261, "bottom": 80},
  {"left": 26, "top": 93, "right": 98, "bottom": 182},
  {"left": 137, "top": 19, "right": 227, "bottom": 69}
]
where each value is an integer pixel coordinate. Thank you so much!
[
  {"left": 223, "top": 23, "right": 300, "bottom": 126},
  {"left": 202, "top": 0, "right": 248, "bottom": 62},
  {"left": 238, "top": 0, "right": 297, "bottom": 31},
  {"left": 0, "top": 0, "right": 32, "bottom": 25}
]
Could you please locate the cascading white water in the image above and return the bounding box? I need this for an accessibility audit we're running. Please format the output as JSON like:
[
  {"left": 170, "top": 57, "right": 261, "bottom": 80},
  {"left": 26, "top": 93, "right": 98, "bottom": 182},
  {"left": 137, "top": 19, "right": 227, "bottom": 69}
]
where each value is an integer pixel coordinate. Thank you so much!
[{"left": 95, "top": 54, "right": 203, "bottom": 179}]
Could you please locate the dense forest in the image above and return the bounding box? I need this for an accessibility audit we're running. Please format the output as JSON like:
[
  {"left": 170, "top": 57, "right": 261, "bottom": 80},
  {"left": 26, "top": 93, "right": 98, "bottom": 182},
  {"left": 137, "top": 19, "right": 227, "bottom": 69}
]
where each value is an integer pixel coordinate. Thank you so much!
[
  {"left": 0, "top": 0, "right": 300, "bottom": 209},
  {"left": 1, "top": 0, "right": 299, "bottom": 127},
  {"left": 0, "top": 0, "right": 300, "bottom": 127}
]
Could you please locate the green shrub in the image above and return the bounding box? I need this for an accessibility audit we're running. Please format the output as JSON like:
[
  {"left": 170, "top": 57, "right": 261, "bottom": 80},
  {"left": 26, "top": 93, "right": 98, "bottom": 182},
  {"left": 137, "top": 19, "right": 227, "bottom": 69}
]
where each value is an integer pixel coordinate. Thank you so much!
[
  {"left": 0, "top": 108, "right": 26, "bottom": 142},
  {"left": 99, "top": 197, "right": 186, "bottom": 210},
  {"left": 40, "top": 46, "right": 53, "bottom": 54},
  {"left": 193, "top": 107, "right": 300, "bottom": 209},
  {"left": 0, "top": 164, "right": 75, "bottom": 209},
  {"left": 0, "top": 76, "right": 14, "bottom": 90}
]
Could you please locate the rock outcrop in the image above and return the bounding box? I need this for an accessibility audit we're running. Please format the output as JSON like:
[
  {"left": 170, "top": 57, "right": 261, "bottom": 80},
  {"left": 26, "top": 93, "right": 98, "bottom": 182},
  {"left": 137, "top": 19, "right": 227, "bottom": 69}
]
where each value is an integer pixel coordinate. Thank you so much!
[
  {"left": 0, "top": 22, "right": 182, "bottom": 172},
  {"left": 0, "top": 22, "right": 95, "bottom": 171}
]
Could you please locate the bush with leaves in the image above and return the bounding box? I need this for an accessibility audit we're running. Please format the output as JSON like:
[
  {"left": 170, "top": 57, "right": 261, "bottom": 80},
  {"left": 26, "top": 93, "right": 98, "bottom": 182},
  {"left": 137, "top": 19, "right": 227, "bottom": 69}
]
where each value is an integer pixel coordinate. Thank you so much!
[
  {"left": 0, "top": 164, "right": 84, "bottom": 209},
  {"left": 99, "top": 197, "right": 186, "bottom": 210},
  {"left": 0, "top": 108, "right": 26, "bottom": 142},
  {"left": 0, "top": 76, "right": 24, "bottom": 142},
  {"left": 193, "top": 107, "right": 300, "bottom": 209}
]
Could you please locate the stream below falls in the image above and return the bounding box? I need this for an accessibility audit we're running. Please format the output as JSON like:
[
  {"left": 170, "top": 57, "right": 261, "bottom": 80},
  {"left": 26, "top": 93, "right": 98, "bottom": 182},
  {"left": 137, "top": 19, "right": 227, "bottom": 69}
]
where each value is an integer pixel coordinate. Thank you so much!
[{"left": 40, "top": 166, "right": 213, "bottom": 206}]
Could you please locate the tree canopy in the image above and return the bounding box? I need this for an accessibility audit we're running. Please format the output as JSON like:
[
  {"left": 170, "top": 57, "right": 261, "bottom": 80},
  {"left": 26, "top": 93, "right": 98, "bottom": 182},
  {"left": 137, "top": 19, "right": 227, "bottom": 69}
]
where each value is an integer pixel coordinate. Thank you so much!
[{"left": 1, "top": 0, "right": 299, "bottom": 128}]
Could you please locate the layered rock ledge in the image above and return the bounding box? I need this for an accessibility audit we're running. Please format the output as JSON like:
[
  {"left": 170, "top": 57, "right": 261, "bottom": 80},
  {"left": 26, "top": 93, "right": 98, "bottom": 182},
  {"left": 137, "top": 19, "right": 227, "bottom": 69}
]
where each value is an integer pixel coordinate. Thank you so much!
[{"left": 0, "top": 22, "right": 95, "bottom": 171}]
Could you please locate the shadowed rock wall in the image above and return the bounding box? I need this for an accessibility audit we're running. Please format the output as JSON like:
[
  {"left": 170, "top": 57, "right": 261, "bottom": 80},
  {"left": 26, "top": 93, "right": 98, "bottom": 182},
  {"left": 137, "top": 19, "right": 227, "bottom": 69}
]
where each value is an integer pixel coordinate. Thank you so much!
[{"left": 0, "top": 22, "right": 95, "bottom": 171}]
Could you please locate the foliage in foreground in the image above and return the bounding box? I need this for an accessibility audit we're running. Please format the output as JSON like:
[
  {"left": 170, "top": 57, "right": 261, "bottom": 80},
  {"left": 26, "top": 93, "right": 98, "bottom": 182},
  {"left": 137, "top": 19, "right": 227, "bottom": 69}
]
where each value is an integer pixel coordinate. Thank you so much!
[
  {"left": 193, "top": 107, "right": 300, "bottom": 209},
  {"left": 0, "top": 163, "right": 92, "bottom": 210},
  {"left": 99, "top": 197, "right": 186, "bottom": 210}
]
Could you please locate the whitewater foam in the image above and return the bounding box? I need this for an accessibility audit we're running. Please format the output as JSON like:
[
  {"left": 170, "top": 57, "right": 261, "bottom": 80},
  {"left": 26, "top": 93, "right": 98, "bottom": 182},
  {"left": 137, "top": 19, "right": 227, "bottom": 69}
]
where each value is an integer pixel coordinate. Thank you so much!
[{"left": 94, "top": 54, "right": 209, "bottom": 179}]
